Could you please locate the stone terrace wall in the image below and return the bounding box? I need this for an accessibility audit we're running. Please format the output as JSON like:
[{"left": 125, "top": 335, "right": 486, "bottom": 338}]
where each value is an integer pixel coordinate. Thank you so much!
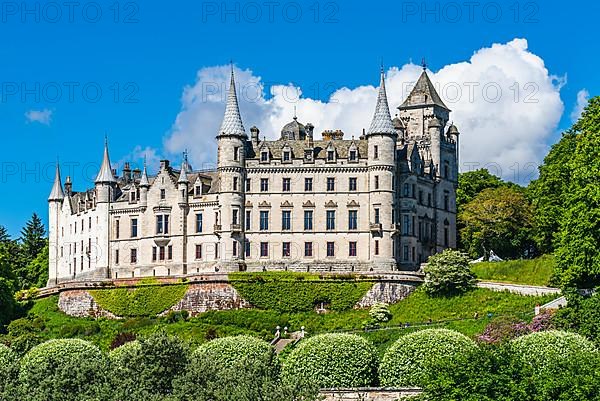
[
  {"left": 320, "top": 388, "right": 422, "bottom": 400},
  {"left": 58, "top": 290, "right": 119, "bottom": 319},
  {"left": 356, "top": 282, "right": 416, "bottom": 308},
  {"left": 161, "top": 283, "right": 250, "bottom": 316}
]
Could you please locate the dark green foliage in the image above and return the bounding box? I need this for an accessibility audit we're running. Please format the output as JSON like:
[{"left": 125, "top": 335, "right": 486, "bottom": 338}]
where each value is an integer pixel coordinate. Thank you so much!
[
  {"left": 553, "top": 292, "right": 600, "bottom": 346},
  {"left": 109, "top": 331, "right": 189, "bottom": 400},
  {"left": 457, "top": 168, "right": 505, "bottom": 209},
  {"left": 554, "top": 98, "right": 600, "bottom": 287},
  {"left": 194, "top": 335, "right": 275, "bottom": 368},
  {"left": 173, "top": 352, "right": 319, "bottom": 401},
  {"left": 19, "top": 213, "right": 46, "bottom": 263},
  {"left": 0, "top": 344, "right": 19, "bottom": 401},
  {"left": 459, "top": 187, "right": 535, "bottom": 259},
  {"left": 230, "top": 272, "right": 373, "bottom": 312},
  {"left": 0, "top": 278, "right": 17, "bottom": 327},
  {"left": 25, "top": 245, "right": 49, "bottom": 288},
  {"left": 18, "top": 339, "right": 110, "bottom": 401},
  {"left": 89, "top": 284, "right": 188, "bottom": 317},
  {"left": 423, "top": 250, "right": 475, "bottom": 296},
  {"left": 282, "top": 333, "right": 378, "bottom": 388}
]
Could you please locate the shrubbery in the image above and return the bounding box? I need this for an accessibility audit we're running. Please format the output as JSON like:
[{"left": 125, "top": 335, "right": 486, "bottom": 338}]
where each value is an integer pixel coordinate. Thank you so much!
[
  {"left": 0, "top": 344, "right": 19, "bottom": 399},
  {"left": 19, "top": 339, "right": 109, "bottom": 400},
  {"left": 230, "top": 272, "right": 373, "bottom": 312},
  {"left": 282, "top": 333, "right": 378, "bottom": 388},
  {"left": 423, "top": 250, "right": 476, "bottom": 296},
  {"left": 89, "top": 284, "right": 188, "bottom": 317},
  {"left": 379, "top": 328, "right": 477, "bottom": 387},
  {"left": 194, "top": 335, "right": 275, "bottom": 368}
]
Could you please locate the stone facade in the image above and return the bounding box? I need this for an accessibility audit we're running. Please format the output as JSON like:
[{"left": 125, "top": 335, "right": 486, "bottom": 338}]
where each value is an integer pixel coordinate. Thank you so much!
[
  {"left": 162, "top": 283, "right": 250, "bottom": 316},
  {"left": 355, "top": 282, "right": 416, "bottom": 308},
  {"left": 58, "top": 290, "right": 119, "bottom": 319},
  {"left": 47, "top": 67, "right": 458, "bottom": 286}
]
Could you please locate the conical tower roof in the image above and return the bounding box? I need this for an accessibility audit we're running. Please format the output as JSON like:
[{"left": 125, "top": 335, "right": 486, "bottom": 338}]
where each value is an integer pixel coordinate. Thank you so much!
[
  {"left": 95, "top": 140, "right": 117, "bottom": 184},
  {"left": 139, "top": 158, "right": 150, "bottom": 187},
  {"left": 218, "top": 68, "right": 246, "bottom": 138},
  {"left": 48, "top": 162, "right": 65, "bottom": 201},
  {"left": 367, "top": 68, "right": 396, "bottom": 136},
  {"left": 400, "top": 69, "right": 449, "bottom": 110},
  {"left": 178, "top": 156, "right": 189, "bottom": 183}
]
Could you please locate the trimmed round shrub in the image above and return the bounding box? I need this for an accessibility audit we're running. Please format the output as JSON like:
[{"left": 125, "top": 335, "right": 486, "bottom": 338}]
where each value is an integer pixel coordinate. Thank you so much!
[
  {"left": 0, "top": 344, "right": 19, "bottom": 398},
  {"left": 19, "top": 339, "right": 108, "bottom": 400},
  {"left": 109, "top": 339, "right": 141, "bottom": 363},
  {"left": 281, "top": 333, "right": 378, "bottom": 388},
  {"left": 380, "top": 328, "right": 477, "bottom": 387},
  {"left": 193, "top": 335, "right": 275, "bottom": 367},
  {"left": 511, "top": 330, "right": 596, "bottom": 370}
]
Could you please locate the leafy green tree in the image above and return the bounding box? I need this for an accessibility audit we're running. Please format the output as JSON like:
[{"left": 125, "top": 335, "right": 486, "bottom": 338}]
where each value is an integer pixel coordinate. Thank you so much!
[
  {"left": 528, "top": 132, "right": 578, "bottom": 254},
  {"left": 0, "top": 344, "right": 19, "bottom": 401},
  {"left": 423, "top": 249, "right": 475, "bottom": 296},
  {"left": 555, "top": 97, "right": 600, "bottom": 287},
  {"left": 459, "top": 187, "right": 534, "bottom": 259},
  {"left": 109, "top": 331, "right": 189, "bottom": 400},
  {"left": 19, "top": 213, "right": 46, "bottom": 262},
  {"left": 0, "top": 277, "right": 17, "bottom": 327},
  {"left": 457, "top": 169, "right": 505, "bottom": 209},
  {"left": 25, "top": 244, "right": 49, "bottom": 288},
  {"left": 553, "top": 292, "right": 600, "bottom": 346}
]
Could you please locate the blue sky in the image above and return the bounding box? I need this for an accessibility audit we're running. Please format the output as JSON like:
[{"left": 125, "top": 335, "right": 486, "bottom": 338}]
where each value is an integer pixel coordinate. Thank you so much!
[{"left": 0, "top": 0, "right": 596, "bottom": 236}]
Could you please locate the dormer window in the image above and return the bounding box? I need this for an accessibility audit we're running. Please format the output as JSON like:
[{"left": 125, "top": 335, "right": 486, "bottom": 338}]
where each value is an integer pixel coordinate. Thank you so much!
[
  {"left": 160, "top": 189, "right": 166, "bottom": 200},
  {"left": 349, "top": 150, "right": 357, "bottom": 161},
  {"left": 261, "top": 151, "right": 269, "bottom": 162},
  {"left": 195, "top": 185, "right": 202, "bottom": 197},
  {"left": 327, "top": 150, "right": 335, "bottom": 161},
  {"left": 283, "top": 151, "right": 290, "bottom": 162}
]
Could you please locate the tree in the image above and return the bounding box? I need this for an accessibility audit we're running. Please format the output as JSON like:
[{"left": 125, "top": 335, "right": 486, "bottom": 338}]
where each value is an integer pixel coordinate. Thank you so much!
[
  {"left": 0, "top": 226, "right": 10, "bottom": 244},
  {"left": 24, "top": 244, "right": 49, "bottom": 288},
  {"left": 459, "top": 187, "right": 534, "bottom": 259},
  {"left": 423, "top": 249, "right": 475, "bottom": 296},
  {"left": 0, "top": 277, "right": 17, "bottom": 327},
  {"left": 457, "top": 168, "right": 505, "bottom": 210},
  {"left": 554, "top": 96, "right": 600, "bottom": 288},
  {"left": 528, "top": 132, "right": 578, "bottom": 254},
  {"left": 19, "top": 213, "right": 46, "bottom": 262}
]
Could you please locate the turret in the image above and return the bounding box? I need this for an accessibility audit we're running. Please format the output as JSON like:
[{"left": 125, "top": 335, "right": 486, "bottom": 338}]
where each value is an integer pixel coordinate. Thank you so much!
[
  {"left": 178, "top": 153, "right": 190, "bottom": 205},
  {"left": 447, "top": 123, "right": 460, "bottom": 171},
  {"left": 64, "top": 175, "right": 72, "bottom": 196},
  {"left": 428, "top": 117, "right": 442, "bottom": 176},
  {"left": 94, "top": 140, "right": 117, "bottom": 203},
  {"left": 216, "top": 66, "right": 247, "bottom": 268},
  {"left": 139, "top": 158, "right": 150, "bottom": 207},
  {"left": 250, "top": 126, "right": 259, "bottom": 145},
  {"left": 47, "top": 162, "right": 64, "bottom": 286}
]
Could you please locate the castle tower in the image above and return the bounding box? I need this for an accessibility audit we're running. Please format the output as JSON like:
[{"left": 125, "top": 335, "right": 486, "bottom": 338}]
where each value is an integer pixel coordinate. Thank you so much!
[
  {"left": 139, "top": 158, "right": 150, "bottom": 207},
  {"left": 366, "top": 68, "right": 397, "bottom": 270},
  {"left": 94, "top": 140, "right": 117, "bottom": 278},
  {"left": 216, "top": 67, "right": 247, "bottom": 269},
  {"left": 48, "top": 162, "right": 65, "bottom": 286}
]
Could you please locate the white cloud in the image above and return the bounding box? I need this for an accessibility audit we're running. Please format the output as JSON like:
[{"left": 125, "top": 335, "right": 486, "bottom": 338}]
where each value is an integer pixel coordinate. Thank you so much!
[
  {"left": 116, "top": 145, "right": 162, "bottom": 174},
  {"left": 165, "top": 38, "right": 564, "bottom": 183},
  {"left": 570, "top": 89, "right": 589, "bottom": 123},
  {"left": 25, "top": 109, "right": 53, "bottom": 125}
]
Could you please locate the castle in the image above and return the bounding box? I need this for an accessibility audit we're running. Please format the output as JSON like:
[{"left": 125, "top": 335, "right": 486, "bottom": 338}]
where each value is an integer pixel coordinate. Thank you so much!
[{"left": 47, "top": 66, "right": 459, "bottom": 286}]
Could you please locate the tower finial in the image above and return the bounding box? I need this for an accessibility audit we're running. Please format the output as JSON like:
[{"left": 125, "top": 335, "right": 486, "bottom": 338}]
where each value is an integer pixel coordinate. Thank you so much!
[
  {"left": 95, "top": 138, "right": 117, "bottom": 184},
  {"left": 48, "top": 161, "right": 65, "bottom": 201},
  {"left": 218, "top": 62, "right": 246, "bottom": 137},
  {"left": 293, "top": 105, "right": 297, "bottom": 120},
  {"left": 367, "top": 68, "right": 395, "bottom": 136},
  {"left": 421, "top": 57, "right": 427, "bottom": 71}
]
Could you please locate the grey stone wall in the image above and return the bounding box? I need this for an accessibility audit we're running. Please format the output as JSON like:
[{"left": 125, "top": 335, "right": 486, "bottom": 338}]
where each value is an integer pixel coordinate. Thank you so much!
[
  {"left": 58, "top": 290, "right": 119, "bottom": 319},
  {"left": 356, "top": 282, "right": 416, "bottom": 308},
  {"left": 162, "top": 283, "right": 250, "bottom": 316},
  {"left": 320, "top": 388, "right": 422, "bottom": 400}
]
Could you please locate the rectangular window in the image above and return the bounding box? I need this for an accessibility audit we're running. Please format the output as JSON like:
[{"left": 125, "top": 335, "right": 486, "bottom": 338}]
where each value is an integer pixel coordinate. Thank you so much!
[
  {"left": 327, "top": 242, "right": 335, "bottom": 257},
  {"left": 159, "top": 246, "right": 165, "bottom": 261},
  {"left": 196, "top": 213, "right": 203, "bottom": 233},
  {"left": 375, "top": 240, "right": 380, "bottom": 255},
  {"left": 348, "top": 210, "right": 358, "bottom": 230},
  {"left": 245, "top": 210, "right": 251, "bottom": 230},
  {"left": 282, "top": 242, "right": 291, "bottom": 257},
  {"left": 327, "top": 177, "right": 335, "bottom": 191},
  {"left": 260, "top": 178, "right": 269, "bottom": 192},
  {"left": 403, "top": 183, "right": 409, "bottom": 196},
  {"left": 115, "top": 219, "right": 120, "bottom": 239},
  {"left": 195, "top": 244, "right": 202, "bottom": 259},
  {"left": 160, "top": 189, "right": 166, "bottom": 199},
  {"left": 260, "top": 242, "right": 269, "bottom": 257},
  {"left": 349, "top": 150, "right": 356, "bottom": 161},
  {"left": 283, "top": 151, "right": 290, "bottom": 161},
  {"left": 304, "top": 177, "right": 313, "bottom": 191},
  {"left": 412, "top": 184, "right": 416, "bottom": 198},
  {"left": 349, "top": 241, "right": 357, "bottom": 257},
  {"left": 304, "top": 242, "right": 313, "bottom": 257},
  {"left": 130, "top": 249, "right": 137, "bottom": 264},
  {"left": 327, "top": 150, "right": 335, "bottom": 161},
  {"left": 374, "top": 175, "right": 379, "bottom": 189},
  {"left": 156, "top": 215, "right": 169, "bottom": 234},
  {"left": 131, "top": 218, "right": 138, "bottom": 237},
  {"left": 444, "top": 227, "right": 449, "bottom": 247},
  {"left": 152, "top": 246, "right": 157, "bottom": 262},
  {"left": 444, "top": 193, "right": 449, "bottom": 211},
  {"left": 282, "top": 178, "right": 291, "bottom": 192},
  {"left": 233, "top": 177, "right": 238, "bottom": 191},
  {"left": 260, "top": 211, "right": 269, "bottom": 231},
  {"left": 304, "top": 210, "right": 313, "bottom": 230},
  {"left": 232, "top": 240, "right": 237, "bottom": 257},
  {"left": 419, "top": 190, "right": 423, "bottom": 204},
  {"left": 233, "top": 146, "right": 239, "bottom": 161},
  {"left": 245, "top": 178, "right": 251, "bottom": 191},
  {"left": 404, "top": 245, "right": 409, "bottom": 261},
  {"left": 403, "top": 215, "right": 410, "bottom": 235},
  {"left": 282, "top": 210, "right": 291, "bottom": 230},
  {"left": 349, "top": 177, "right": 357, "bottom": 191},
  {"left": 115, "top": 249, "right": 119, "bottom": 264},
  {"left": 245, "top": 240, "right": 250, "bottom": 257},
  {"left": 261, "top": 151, "right": 268, "bottom": 162},
  {"left": 374, "top": 145, "right": 379, "bottom": 159},
  {"left": 374, "top": 208, "right": 380, "bottom": 224},
  {"left": 195, "top": 185, "right": 202, "bottom": 196},
  {"left": 412, "top": 246, "right": 416, "bottom": 262},
  {"left": 232, "top": 209, "right": 239, "bottom": 225},
  {"left": 326, "top": 210, "right": 336, "bottom": 230},
  {"left": 428, "top": 193, "right": 432, "bottom": 207},
  {"left": 168, "top": 245, "right": 173, "bottom": 260}
]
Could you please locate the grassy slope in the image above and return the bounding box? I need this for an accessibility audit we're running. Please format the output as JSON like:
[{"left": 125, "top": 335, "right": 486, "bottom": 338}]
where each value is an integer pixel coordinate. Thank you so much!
[
  {"left": 471, "top": 255, "right": 555, "bottom": 286},
  {"left": 21, "top": 287, "right": 553, "bottom": 353}
]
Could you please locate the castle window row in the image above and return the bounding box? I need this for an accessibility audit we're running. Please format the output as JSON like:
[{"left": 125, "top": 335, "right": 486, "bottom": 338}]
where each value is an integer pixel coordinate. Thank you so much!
[{"left": 243, "top": 176, "right": 386, "bottom": 193}]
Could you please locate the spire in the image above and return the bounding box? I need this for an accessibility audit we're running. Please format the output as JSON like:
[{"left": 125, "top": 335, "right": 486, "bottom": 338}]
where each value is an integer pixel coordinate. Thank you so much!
[
  {"left": 178, "top": 152, "right": 189, "bottom": 183},
  {"left": 48, "top": 162, "right": 65, "bottom": 201},
  {"left": 218, "top": 67, "right": 246, "bottom": 137},
  {"left": 95, "top": 139, "right": 117, "bottom": 184},
  {"left": 367, "top": 67, "right": 396, "bottom": 136},
  {"left": 400, "top": 69, "right": 449, "bottom": 110},
  {"left": 139, "top": 156, "right": 150, "bottom": 187}
]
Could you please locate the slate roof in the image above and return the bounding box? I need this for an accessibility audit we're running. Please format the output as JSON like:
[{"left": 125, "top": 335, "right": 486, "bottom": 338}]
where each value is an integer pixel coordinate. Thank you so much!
[{"left": 400, "top": 70, "right": 449, "bottom": 111}]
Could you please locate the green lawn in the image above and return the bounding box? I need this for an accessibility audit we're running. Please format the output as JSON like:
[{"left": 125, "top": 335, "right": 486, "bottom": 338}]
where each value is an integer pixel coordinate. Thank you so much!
[{"left": 471, "top": 255, "right": 555, "bottom": 286}]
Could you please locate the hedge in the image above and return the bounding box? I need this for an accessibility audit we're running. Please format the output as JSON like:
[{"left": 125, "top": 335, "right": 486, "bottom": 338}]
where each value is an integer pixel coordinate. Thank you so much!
[
  {"left": 229, "top": 272, "right": 373, "bottom": 312},
  {"left": 379, "top": 328, "right": 477, "bottom": 387},
  {"left": 89, "top": 284, "right": 188, "bottom": 317},
  {"left": 511, "top": 330, "right": 597, "bottom": 370},
  {"left": 281, "top": 333, "right": 378, "bottom": 388},
  {"left": 0, "top": 344, "right": 18, "bottom": 398},
  {"left": 19, "top": 339, "right": 108, "bottom": 400},
  {"left": 193, "top": 335, "right": 275, "bottom": 368}
]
